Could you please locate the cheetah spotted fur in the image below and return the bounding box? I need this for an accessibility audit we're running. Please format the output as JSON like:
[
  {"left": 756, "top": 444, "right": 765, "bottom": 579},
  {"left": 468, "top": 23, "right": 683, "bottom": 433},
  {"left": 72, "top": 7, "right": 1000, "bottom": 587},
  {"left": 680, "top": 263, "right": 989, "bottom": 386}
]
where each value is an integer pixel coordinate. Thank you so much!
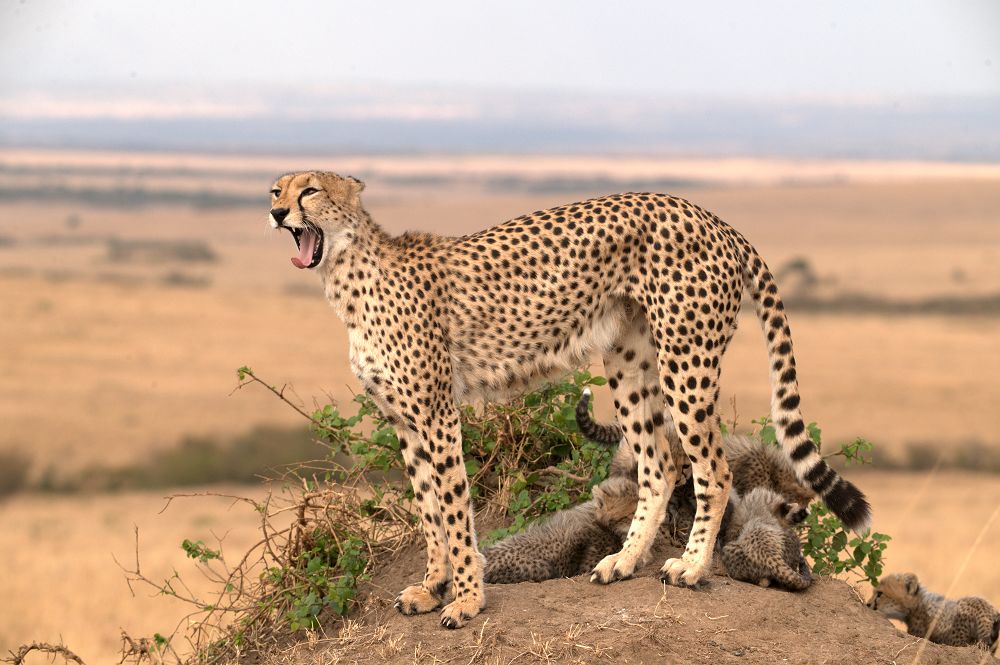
[{"left": 266, "top": 171, "right": 872, "bottom": 628}]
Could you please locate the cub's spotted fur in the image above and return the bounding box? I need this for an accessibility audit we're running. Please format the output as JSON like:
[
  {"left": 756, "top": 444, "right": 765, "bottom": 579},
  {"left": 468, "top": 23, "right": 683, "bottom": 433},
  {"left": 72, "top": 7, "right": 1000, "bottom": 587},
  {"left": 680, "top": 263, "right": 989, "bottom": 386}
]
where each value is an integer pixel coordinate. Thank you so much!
[
  {"left": 482, "top": 475, "right": 637, "bottom": 584},
  {"left": 484, "top": 397, "right": 813, "bottom": 588},
  {"left": 869, "top": 573, "right": 999, "bottom": 654},
  {"left": 718, "top": 487, "right": 811, "bottom": 591},
  {"left": 267, "top": 172, "right": 871, "bottom": 628},
  {"left": 484, "top": 432, "right": 813, "bottom": 587}
]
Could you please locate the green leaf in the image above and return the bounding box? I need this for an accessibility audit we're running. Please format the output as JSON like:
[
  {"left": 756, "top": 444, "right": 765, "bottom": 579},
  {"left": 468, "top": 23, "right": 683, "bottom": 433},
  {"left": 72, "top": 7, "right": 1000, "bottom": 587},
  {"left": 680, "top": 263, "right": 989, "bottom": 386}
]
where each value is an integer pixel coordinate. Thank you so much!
[
  {"left": 759, "top": 425, "right": 777, "bottom": 445},
  {"left": 807, "top": 422, "right": 822, "bottom": 447}
]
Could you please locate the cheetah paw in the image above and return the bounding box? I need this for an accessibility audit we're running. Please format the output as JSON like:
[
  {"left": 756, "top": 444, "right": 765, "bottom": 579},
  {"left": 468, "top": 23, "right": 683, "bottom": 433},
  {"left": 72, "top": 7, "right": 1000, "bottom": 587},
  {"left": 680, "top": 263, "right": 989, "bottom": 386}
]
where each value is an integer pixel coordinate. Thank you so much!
[
  {"left": 439, "top": 594, "right": 484, "bottom": 629},
  {"left": 394, "top": 584, "right": 443, "bottom": 616},
  {"left": 589, "top": 551, "right": 639, "bottom": 585},
  {"left": 659, "top": 557, "right": 710, "bottom": 589}
]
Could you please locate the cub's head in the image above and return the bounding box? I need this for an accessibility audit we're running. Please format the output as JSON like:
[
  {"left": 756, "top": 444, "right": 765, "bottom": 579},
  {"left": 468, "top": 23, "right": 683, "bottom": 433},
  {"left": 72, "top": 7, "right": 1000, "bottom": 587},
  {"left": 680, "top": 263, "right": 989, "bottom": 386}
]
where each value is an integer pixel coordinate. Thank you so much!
[
  {"left": 593, "top": 476, "right": 640, "bottom": 539},
  {"left": 738, "top": 486, "right": 786, "bottom": 520},
  {"left": 868, "top": 572, "right": 920, "bottom": 620},
  {"left": 268, "top": 171, "right": 366, "bottom": 270}
]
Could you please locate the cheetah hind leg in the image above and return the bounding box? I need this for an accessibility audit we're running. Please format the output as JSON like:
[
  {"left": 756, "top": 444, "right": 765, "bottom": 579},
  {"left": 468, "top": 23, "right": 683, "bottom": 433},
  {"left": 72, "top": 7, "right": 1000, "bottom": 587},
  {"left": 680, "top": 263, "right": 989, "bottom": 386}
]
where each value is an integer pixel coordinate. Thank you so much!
[{"left": 590, "top": 314, "right": 676, "bottom": 584}]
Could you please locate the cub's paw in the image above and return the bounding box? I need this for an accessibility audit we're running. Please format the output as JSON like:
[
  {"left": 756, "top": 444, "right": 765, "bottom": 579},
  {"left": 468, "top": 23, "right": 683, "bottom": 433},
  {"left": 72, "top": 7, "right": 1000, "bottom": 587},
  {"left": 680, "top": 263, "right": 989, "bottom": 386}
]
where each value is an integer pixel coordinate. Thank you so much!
[
  {"left": 394, "top": 584, "right": 443, "bottom": 616},
  {"left": 439, "top": 593, "right": 484, "bottom": 629},
  {"left": 589, "top": 551, "right": 639, "bottom": 585},
  {"left": 659, "top": 557, "right": 710, "bottom": 589}
]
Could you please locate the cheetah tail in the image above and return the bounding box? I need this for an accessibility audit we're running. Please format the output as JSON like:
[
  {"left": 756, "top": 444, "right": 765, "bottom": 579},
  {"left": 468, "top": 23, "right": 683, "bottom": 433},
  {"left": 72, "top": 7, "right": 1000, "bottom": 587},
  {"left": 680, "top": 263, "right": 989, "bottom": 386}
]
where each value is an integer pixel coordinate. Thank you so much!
[
  {"left": 743, "top": 247, "right": 872, "bottom": 534},
  {"left": 576, "top": 388, "right": 624, "bottom": 446}
]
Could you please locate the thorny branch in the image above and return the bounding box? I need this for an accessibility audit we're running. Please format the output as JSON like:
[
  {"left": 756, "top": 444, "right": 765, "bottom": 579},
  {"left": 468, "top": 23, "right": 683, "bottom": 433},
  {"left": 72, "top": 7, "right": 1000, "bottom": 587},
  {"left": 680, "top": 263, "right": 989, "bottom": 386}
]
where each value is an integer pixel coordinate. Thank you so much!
[{"left": 4, "top": 643, "right": 86, "bottom": 665}]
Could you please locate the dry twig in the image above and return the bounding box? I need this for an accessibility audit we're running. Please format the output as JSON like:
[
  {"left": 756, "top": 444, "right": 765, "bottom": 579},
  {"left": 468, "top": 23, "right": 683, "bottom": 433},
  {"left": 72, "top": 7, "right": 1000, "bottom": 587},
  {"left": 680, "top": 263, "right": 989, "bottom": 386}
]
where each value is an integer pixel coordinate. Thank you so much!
[{"left": 4, "top": 642, "right": 86, "bottom": 665}]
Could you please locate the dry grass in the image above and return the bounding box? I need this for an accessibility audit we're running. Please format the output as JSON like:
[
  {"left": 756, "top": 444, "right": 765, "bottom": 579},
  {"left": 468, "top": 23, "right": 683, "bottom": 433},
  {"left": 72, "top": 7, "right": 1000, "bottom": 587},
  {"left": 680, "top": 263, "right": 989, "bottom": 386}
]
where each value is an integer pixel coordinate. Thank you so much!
[
  {"left": 0, "top": 487, "right": 266, "bottom": 664},
  {"left": 2, "top": 174, "right": 998, "bottom": 474}
]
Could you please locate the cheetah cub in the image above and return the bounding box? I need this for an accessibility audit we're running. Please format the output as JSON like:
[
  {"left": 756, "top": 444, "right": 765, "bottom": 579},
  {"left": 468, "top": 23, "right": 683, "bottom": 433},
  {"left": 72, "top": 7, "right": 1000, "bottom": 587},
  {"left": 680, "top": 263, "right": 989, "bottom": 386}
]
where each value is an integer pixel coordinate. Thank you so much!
[
  {"left": 717, "top": 487, "right": 812, "bottom": 591},
  {"left": 869, "top": 573, "right": 999, "bottom": 654},
  {"left": 482, "top": 475, "right": 638, "bottom": 584}
]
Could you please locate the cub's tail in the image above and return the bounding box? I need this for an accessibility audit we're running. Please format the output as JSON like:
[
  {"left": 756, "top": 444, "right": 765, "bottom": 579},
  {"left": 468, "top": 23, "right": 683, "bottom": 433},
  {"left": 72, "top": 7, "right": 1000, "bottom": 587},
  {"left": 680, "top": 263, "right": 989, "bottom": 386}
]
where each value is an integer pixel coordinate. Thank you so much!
[
  {"left": 742, "top": 244, "right": 872, "bottom": 533},
  {"left": 576, "top": 388, "right": 623, "bottom": 445}
]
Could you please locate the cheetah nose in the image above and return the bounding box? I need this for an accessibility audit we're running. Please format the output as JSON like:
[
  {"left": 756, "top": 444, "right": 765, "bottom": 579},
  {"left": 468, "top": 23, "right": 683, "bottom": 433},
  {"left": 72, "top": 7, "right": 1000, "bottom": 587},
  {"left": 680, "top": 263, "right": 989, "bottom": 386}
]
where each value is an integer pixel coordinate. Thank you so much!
[{"left": 270, "top": 207, "right": 290, "bottom": 225}]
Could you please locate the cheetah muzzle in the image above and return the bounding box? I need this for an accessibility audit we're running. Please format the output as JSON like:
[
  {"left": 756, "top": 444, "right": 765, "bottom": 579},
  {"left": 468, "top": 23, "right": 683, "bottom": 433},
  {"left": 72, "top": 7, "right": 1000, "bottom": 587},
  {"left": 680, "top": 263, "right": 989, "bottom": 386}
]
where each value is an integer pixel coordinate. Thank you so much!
[{"left": 265, "top": 171, "right": 873, "bottom": 628}]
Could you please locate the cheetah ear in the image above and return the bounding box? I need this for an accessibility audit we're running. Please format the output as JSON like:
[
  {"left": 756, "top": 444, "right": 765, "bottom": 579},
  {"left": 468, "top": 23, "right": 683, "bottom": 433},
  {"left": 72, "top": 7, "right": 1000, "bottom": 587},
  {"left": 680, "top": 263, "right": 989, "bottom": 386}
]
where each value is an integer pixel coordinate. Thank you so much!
[
  {"left": 318, "top": 172, "right": 365, "bottom": 208},
  {"left": 903, "top": 573, "right": 919, "bottom": 595},
  {"left": 345, "top": 175, "right": 365, "bottom": 193}
]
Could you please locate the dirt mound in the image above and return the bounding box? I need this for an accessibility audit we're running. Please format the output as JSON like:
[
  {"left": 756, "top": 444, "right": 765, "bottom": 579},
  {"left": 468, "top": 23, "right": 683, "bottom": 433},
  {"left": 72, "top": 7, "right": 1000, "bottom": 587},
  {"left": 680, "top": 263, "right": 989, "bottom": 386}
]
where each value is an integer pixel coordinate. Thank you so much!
[{"left": 262, "top": 542, "right": 994, "bottom": 665}]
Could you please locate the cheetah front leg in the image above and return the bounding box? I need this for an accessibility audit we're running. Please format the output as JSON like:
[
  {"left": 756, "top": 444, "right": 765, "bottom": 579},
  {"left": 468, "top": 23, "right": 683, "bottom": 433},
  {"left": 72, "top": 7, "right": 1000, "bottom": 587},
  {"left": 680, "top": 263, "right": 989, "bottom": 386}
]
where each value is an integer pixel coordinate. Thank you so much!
[
  {"left": 420, "top": 404, "right": 485, "bottom": 628},
  {"left": 393, "top": 427, "right": 451, "bottom": 616},
  {"left": 392, "top": 404, "right": 485, "bottom": 628}
]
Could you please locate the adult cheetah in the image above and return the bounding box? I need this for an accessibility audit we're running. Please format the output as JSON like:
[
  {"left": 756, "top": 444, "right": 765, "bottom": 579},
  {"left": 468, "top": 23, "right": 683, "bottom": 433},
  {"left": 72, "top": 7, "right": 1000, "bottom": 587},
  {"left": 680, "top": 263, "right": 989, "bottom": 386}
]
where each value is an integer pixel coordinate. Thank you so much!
[{"left": 267, "top": 172, "right": 871, "bottom": 628}]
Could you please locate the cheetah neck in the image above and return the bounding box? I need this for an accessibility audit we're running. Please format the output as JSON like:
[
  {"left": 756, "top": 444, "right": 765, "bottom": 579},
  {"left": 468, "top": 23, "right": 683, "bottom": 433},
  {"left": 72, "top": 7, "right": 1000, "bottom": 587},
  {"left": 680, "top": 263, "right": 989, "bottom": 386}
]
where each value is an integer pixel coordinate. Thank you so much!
[{"left": 317, "top": 211, "right": 389, "bottom": 326}]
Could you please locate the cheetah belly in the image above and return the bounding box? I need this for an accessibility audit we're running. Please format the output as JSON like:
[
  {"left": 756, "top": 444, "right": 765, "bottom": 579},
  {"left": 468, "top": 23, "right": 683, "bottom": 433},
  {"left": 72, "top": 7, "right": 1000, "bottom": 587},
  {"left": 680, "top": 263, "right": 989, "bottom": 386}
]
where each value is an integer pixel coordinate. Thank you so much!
[{"left": 449, "top": 297, "right": 631, "bottom": 403}]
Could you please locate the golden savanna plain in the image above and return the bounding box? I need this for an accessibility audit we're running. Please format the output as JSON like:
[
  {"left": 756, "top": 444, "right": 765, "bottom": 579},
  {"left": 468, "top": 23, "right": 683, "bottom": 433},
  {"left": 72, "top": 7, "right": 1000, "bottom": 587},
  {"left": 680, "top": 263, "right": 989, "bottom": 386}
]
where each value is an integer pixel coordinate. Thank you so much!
[{"left": 0, "top": 150, "right": 998, "bottom": 663}]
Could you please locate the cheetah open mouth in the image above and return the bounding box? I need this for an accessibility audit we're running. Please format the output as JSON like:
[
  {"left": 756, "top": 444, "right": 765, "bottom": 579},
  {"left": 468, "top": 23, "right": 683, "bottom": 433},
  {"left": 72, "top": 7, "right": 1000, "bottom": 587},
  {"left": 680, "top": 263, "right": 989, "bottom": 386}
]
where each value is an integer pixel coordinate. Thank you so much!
[{"left": 287, "top": 225, "right": 324, "bottom": 269}]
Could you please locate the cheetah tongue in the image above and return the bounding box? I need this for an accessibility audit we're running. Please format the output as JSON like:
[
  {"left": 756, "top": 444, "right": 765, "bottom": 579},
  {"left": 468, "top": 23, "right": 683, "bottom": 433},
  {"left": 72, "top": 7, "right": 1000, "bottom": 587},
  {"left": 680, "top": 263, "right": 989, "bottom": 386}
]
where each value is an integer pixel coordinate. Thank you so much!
[{"left": 291, "top": 228, "right": 317, "bottom": 269}]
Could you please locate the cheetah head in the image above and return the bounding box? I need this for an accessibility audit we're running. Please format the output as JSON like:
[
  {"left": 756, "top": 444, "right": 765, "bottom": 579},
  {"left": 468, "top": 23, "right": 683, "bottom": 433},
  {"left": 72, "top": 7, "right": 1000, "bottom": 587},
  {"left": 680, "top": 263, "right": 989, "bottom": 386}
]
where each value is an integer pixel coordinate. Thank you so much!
[
  {"left": 868, "top": 572, "right": 920, "bottom": 620},
  {"left": 268, "top": 171, "right": 366, "bottom": 270}
]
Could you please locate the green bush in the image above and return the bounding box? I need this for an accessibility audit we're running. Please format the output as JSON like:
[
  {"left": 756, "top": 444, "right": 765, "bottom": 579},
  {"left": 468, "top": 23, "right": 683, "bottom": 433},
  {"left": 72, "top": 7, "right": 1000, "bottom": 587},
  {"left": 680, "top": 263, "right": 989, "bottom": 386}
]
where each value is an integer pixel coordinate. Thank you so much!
[{"left": 309, "top": 369, "right": 614, "bottom": 543}]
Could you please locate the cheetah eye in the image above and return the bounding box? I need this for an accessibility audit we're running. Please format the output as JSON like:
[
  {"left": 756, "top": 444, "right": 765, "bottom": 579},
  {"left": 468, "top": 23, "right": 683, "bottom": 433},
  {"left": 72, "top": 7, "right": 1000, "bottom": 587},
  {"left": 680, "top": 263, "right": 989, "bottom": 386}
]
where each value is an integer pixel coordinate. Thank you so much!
[
  {"left": 301, "top": 187, "right": 320, "bottom": 196},
  {"left": 270, "top": 188, "right": 281, "bottom": 197}
]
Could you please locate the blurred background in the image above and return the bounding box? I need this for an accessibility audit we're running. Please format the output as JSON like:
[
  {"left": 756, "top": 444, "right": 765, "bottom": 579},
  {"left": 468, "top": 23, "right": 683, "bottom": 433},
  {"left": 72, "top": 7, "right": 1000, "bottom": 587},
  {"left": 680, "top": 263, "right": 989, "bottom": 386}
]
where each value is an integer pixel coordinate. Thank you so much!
[{"left": 1, "top": 1, "right": 998, "bottom": 661}]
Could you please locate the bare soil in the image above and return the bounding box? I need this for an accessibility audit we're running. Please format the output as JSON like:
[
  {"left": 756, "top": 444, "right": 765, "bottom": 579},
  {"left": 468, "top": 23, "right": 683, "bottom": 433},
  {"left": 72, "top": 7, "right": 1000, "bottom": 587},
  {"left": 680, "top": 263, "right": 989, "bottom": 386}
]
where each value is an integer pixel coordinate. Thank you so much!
[{"left": 265, "top": 541, "right": 995, "bottom": 665}]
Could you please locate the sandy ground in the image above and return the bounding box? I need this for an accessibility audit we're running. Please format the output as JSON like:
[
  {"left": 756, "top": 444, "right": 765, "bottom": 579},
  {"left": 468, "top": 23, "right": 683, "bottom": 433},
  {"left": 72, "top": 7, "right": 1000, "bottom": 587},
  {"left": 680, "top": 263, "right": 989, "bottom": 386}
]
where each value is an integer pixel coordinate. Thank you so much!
[{"left": 1, "top": 470, "right": 997, "bottom": 665}]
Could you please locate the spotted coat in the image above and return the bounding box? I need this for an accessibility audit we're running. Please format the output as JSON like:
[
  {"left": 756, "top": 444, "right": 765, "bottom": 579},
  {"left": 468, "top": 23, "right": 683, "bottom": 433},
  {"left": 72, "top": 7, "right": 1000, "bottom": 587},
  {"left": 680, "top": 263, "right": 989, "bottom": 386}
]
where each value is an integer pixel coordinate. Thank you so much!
[{"left": 266, "top": 171, "right": 872, "bottom": 628}]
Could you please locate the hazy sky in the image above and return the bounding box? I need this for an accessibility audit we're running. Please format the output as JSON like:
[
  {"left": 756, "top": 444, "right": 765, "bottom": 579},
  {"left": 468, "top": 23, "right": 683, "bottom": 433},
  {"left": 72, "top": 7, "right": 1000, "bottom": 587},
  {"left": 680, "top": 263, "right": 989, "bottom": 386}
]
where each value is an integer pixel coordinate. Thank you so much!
[{"left": 1, "top": 0, "right": 998, "bottom": 98}]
